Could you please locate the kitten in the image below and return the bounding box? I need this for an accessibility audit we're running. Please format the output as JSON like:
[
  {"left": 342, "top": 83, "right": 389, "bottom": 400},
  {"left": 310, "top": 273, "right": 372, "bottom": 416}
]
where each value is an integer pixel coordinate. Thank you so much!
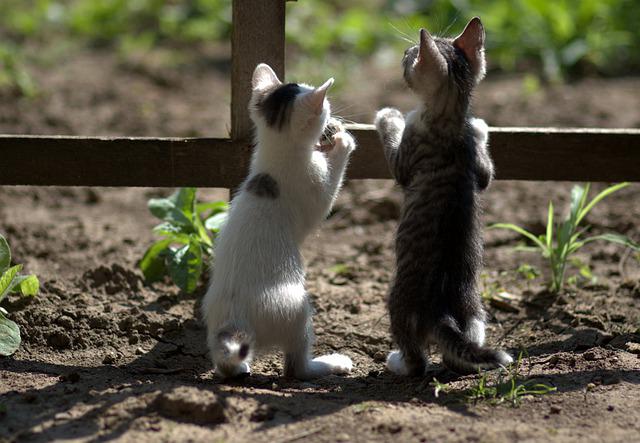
[
  {"left": 201, "top": 63, "right": 356, "bottom": 379},
  {"left": 374, "top": 18, "right": 512, "bottom": 375}
]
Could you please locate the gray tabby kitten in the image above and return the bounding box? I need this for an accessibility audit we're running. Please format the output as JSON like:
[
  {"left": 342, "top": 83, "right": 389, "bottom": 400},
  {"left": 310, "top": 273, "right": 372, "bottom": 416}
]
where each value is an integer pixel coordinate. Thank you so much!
[{"left": 374, "top": 17, "right": 512, "bottom": 375}]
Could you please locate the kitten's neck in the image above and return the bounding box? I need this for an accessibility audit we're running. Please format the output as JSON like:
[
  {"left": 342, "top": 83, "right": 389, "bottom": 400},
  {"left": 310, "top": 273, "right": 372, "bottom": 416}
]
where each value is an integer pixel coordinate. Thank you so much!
[
  {"left": 419, "top": 84, "right": 471, "bottom": 134},
  {"left": 251, "top": 132, "right": 314, "bottom": 175}
]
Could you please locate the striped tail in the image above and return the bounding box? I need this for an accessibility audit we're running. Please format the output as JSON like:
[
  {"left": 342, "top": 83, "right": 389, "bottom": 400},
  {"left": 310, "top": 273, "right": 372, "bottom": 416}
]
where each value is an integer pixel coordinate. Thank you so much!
[{"left": 434, "top": 316, "right": 513, "bottom": 374}]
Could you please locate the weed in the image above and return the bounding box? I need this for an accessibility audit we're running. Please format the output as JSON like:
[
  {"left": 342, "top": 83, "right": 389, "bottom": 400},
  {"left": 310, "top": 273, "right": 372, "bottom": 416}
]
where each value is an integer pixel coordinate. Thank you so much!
[
  {"left": 0, "top": 233, "right": 39, "bottom": 356},
  {"left": 491, "top": 183, "right": 640, "bottom": 293},
  {"left": 140, "top": 188, "right": 228, "bottom": 293},
  {"left": 466, "top": 353, "right": 556, "bottom": 406}
]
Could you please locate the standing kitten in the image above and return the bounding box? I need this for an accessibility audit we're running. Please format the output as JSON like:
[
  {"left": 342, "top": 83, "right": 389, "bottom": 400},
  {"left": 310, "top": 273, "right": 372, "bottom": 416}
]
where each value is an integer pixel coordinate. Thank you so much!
[
  {"left": 202, "top": 64, "right": 356, "bottom": 379},
  {"left": 374, "top": 18, "right": 512, "bottom": 375}
]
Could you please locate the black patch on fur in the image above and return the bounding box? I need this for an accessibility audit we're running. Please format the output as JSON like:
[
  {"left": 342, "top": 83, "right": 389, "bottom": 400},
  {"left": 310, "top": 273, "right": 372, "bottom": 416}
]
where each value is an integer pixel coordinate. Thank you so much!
[
  {"left": 258, "top": 83, "right": 302, "bottom": 129},
  {"left": 238, "top": 343, "right": 250, "bottom": 359},
  {"left": 246, "top": 173, "right": 279, "bottom": 199}
]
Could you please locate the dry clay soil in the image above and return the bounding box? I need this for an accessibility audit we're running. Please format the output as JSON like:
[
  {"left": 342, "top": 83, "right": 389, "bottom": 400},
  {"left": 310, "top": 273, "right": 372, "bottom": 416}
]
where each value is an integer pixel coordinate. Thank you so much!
[{"left": 1, "top": 51, "right": 640, "bottom": 442}]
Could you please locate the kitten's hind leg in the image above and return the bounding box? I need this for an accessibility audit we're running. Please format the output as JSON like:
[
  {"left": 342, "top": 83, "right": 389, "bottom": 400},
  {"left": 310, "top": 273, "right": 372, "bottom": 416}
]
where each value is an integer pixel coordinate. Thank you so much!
[
  {"left": 284, "top": 317, "right": 352, "bottom": 380},
  {"left": 387, "top": 310, "right": 428, "bottom": 376}
]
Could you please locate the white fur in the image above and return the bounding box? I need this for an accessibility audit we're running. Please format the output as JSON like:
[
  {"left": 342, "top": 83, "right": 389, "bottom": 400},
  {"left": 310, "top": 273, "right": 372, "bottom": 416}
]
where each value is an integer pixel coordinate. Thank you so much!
[
  {"left": 202, "top": 64, "right": 355, "bottom": 379},
  {"left": 465, "top": 317, "right": 486, "bottom": 346},
  {"left": 386, "top": 350, "right": 410, "bottom": 376}
]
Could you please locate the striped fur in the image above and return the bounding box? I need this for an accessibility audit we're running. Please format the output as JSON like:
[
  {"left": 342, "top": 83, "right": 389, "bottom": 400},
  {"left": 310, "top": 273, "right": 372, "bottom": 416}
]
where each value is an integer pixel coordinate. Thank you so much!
[{"left": 376, "top": 18, "right": 512, "bottom": 376}]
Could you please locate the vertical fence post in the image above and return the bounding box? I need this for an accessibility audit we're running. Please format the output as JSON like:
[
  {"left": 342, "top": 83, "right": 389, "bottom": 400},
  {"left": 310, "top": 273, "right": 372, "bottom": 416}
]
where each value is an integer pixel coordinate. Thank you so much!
[
  {"left": 231, "top": 0, "right": 286, "bottom": 141},
  {"left": 229, "top": 0, "right": 286, "bottom": 196}
]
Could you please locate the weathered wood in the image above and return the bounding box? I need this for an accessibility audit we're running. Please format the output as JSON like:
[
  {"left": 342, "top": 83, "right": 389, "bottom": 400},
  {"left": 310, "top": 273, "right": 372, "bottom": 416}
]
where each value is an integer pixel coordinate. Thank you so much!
[
  {"left": 231, "top": 0, "right": 286, "bottom": 142},
  {"left": 1, "top": 127, "right": 639, "bottom": 186},
  {"left": 0, "top": 135, "right": 252, "bottom": 187},
  {"left": 348, "top": 125, "right": 640, "bottom": 182}
]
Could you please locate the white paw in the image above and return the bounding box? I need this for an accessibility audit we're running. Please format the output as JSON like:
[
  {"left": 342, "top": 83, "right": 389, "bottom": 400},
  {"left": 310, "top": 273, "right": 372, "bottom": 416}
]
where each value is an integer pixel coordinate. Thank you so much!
[
  {"left": 332, "top": 132, "right": 356, "bottom": 155},
  {"left": 312, "top": 353, "right": 353, "bottom": 374},
  {"left": 238, "top": 361, "right": 251, "bottom": 375},
  {"left": 374, "top": 107, "right": 403, "bottom": 128},
  {"left": 386, "top": 350, "right": 410, "bottom": 376},
  {"left": 497, "top": 351, "right": 514, "bottom": 368},
  {"left": 471, "top": 117, "right": 489, "bottom": 142}
]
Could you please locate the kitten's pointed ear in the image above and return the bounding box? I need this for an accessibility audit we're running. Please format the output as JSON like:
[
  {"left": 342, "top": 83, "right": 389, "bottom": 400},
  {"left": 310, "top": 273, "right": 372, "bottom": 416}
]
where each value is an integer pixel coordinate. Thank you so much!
[
  {"left": 303, "top": 78, "right": 334, "bottom": 115},
  {"left": 417, "top": 28, "right": 437, "bottom": 66},
  {"left": 453, "top": 17, "right": 486, "bottom": 80},
  {"left": 252, "top": 63, "right": 281, "bottom": 91}
]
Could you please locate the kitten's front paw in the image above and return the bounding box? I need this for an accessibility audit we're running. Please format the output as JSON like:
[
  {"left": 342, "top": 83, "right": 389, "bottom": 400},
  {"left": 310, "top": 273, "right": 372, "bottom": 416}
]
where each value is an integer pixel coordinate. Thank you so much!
[
  {"left": 374, "top": 107, "right": 404, "bottom": 131},
  {"left": 331, "top": 131, "right": 356, "bottom": 155},
  {"left": 312, "top": 353, "right": 353, "bottom": 374},
  {"left": 471, "top": 117, "right": 489, "bottom": 143}
]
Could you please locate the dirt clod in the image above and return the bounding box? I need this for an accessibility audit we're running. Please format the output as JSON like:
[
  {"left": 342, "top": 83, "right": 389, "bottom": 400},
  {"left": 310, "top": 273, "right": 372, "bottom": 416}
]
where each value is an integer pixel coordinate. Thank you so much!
[{"left": 153, "top": 387, "right": 226, "bottom": 425}]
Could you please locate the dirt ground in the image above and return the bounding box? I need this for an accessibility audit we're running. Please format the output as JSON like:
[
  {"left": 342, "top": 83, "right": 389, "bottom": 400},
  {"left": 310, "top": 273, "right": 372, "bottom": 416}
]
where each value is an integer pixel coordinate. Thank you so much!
[{"left": 1, "top": 48, "right": 639, "bottom": 443}]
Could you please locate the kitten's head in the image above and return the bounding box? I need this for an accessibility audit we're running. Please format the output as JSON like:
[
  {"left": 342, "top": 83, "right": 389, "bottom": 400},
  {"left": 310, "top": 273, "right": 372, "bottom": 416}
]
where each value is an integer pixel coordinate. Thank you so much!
[
  {"left": 250, "top": 63, "right": 333, "bottom": 147},
  {"left": 402, "top": 17, "right": 485, "bottom": 110}
]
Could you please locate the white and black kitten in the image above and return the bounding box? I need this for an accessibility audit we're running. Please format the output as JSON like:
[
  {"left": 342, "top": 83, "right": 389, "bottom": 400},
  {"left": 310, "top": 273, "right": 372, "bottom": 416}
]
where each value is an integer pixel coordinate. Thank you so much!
[
  {"left": 375, "top": 18, "right": 512, "bottom": 375},
  {"left": 202, "top": 64, "right": 356, "bottom": 379}
]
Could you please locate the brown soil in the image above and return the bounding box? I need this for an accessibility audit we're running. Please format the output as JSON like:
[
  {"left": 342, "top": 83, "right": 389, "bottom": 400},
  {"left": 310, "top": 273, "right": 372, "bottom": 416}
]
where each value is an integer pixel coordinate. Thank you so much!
[{"left": 1, "top": 49, "right": 639, "bottom": 443}]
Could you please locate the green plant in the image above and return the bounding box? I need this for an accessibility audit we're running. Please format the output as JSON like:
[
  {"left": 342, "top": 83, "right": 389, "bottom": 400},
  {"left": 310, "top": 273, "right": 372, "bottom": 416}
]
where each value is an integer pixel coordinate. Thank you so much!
[
  {"left": 0, "top": 234, "right": 39, "bottom": 356},
  {"left": 491, "top": 183, "right": 640, "bottom": 293},
  {"left": 466, "top": 352, "right": 556, "bottom": 406},
  {"left": 140, "top": 188, "right": 228, "bottom": 293}
]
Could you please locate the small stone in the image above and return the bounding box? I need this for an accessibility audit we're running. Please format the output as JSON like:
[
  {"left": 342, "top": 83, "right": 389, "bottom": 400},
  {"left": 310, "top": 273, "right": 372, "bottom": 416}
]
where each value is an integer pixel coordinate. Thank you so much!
[
  {"left": 135, "top": 347, "right": 145, "bottom": 355},
  {"left": 250, "top": 404, "right": 276, "bottom": 422},
  {"left": 586, "top": 383, "right": 597, "bottom": 391},
  {"left": 128, "top": 334, "right": 140, "bottom": 345},
  {"left": 583, "top": 350, "right": 598, "bottom": 361},
  {"left": 336, "top": 433, "right": 351, "bottom": 441},
  {"left": 607, "top": 405, "right": 615, "bottom": 411},
  {"left": 153, "top": 386, "right": 226, "bottom": 425},
  {"left": 103, "top": 353, "right": 117, "bottom": 365},
  {"left": 549, "top": 405, "right": 561, "bottom": 414}
]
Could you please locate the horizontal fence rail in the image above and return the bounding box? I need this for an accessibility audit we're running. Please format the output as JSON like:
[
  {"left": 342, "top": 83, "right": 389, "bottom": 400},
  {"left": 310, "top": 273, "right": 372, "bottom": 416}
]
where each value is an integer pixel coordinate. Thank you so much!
[{"left": 1, "top": 126, "right": 639, "bottom": 187}]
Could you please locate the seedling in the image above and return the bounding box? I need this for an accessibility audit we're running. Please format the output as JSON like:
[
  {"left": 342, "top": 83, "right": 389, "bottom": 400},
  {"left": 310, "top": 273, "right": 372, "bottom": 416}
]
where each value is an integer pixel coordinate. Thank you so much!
[
  {"left": 0, "top": 233, "right": 39, "bottom": 356},
  {"left": 491, "top": 183, "right": 640, "bottom": 293},
  {"left": 140, "top": 188, "right": 228, "bottom": 293},
  {"left": 466, "top": 353, "right": 556, "bottom": 407}
]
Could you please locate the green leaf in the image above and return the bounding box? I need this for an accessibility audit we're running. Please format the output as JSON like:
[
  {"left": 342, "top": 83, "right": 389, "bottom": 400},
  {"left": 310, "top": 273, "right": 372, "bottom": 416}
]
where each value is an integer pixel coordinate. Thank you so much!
[
  {"left": 581, "top": 233, "right": 640, "bottom": 251},
  {"left": 577, "top": 182, "right": 628, "bottom": 225},
  {"left": 0, "top": 264, "right": 22, "bottom": 301},
  {"left": 140, "top": 239, "right": 172, "bottom": 283},
  {"left": 205, "top": 212, "right": 228, "bottom": 232},
  {"left": 148, "top": 188, "right": 197, "bottom": 230},
  {"left": 0, "top": 234, "right": 10, "bottom": 273},
  {"left": 18, "top": 275, "right": 39, "bottom": 296},
  {"left": 489, "top": 223, "right": 547, "bottom": 252},
  {"left": 167, "top": 240, "right": 203, "bottom": 293},
  {"left": 0, "top": 311, "right": 21, "bottom": 356},
  {"left": 197, "top": 201, "right": 229, "bottom": 217},
  {"left": 546, "top": 201, "right": 554, "bottom": 250}
]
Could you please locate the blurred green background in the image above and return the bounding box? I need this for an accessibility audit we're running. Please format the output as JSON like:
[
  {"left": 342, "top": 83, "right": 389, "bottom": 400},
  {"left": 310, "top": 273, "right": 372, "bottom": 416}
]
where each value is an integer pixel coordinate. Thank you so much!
[{"left": 1, "top": 0, "right": 639, "bottom": 96}]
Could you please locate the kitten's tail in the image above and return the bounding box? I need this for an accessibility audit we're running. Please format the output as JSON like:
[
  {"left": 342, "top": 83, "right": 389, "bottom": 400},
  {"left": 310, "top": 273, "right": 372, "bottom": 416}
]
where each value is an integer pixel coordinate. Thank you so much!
[
  {"left": 211, "top": 327, "right": 253, "bottom": 378},
  {"left": 434, "top": 316, "right": 513, "bottom": 374}
]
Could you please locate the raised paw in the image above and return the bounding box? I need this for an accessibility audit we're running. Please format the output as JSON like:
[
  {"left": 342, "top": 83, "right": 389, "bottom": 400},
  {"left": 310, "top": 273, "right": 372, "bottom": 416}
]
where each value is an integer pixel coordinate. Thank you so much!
[
  {"left": 374, "top": 107, "right": 404, "bottom": 131},
  {"left": 331, "top": 131, "right": 356, "bottom": 155},
  {"left": 312, "top": 353, "right": 353, "bottom": 375},
  {"left": 470, "top": 117, "right": 489, "bottom": 143}
]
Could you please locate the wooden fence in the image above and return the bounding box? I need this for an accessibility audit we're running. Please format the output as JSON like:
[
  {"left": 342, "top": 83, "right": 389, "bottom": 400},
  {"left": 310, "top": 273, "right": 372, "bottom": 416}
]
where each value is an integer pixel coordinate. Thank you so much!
[{"left": 1, "top": 0, "right": 639, "bottom": 187}]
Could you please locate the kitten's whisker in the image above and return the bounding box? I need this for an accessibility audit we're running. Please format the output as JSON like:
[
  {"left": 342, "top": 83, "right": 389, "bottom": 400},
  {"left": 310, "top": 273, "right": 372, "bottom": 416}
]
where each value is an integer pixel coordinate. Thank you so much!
[
  {"left": 389, "top": 21, "right": 417, "bottom": 45},
  {"left": 442, "top": 12, "right": 460, "bottom": 37}
]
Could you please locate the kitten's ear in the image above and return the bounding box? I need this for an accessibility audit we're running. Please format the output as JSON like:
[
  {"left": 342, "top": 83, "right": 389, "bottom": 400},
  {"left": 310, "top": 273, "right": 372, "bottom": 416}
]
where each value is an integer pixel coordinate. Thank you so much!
[
  {"left": 302, "top": 78, "right": 334, "bottom": 115},
  {"left": 417, "top": 28, "right": 438, "bottom": 66},
  {"left": 252, "top": 63, "right": 281, "bottom": 91},
  {"left": 453, "top": 17, "right": 486, "bottom": 80}
]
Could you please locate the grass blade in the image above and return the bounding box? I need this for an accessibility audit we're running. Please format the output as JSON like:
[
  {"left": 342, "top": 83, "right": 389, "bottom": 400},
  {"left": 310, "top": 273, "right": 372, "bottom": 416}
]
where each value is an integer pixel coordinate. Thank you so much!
[
  {"left": 489, "top": 223, "right": 547, "bottom": 252},
  {"left": 577, "top": 182, "right": 628, "bottom": 224}
]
